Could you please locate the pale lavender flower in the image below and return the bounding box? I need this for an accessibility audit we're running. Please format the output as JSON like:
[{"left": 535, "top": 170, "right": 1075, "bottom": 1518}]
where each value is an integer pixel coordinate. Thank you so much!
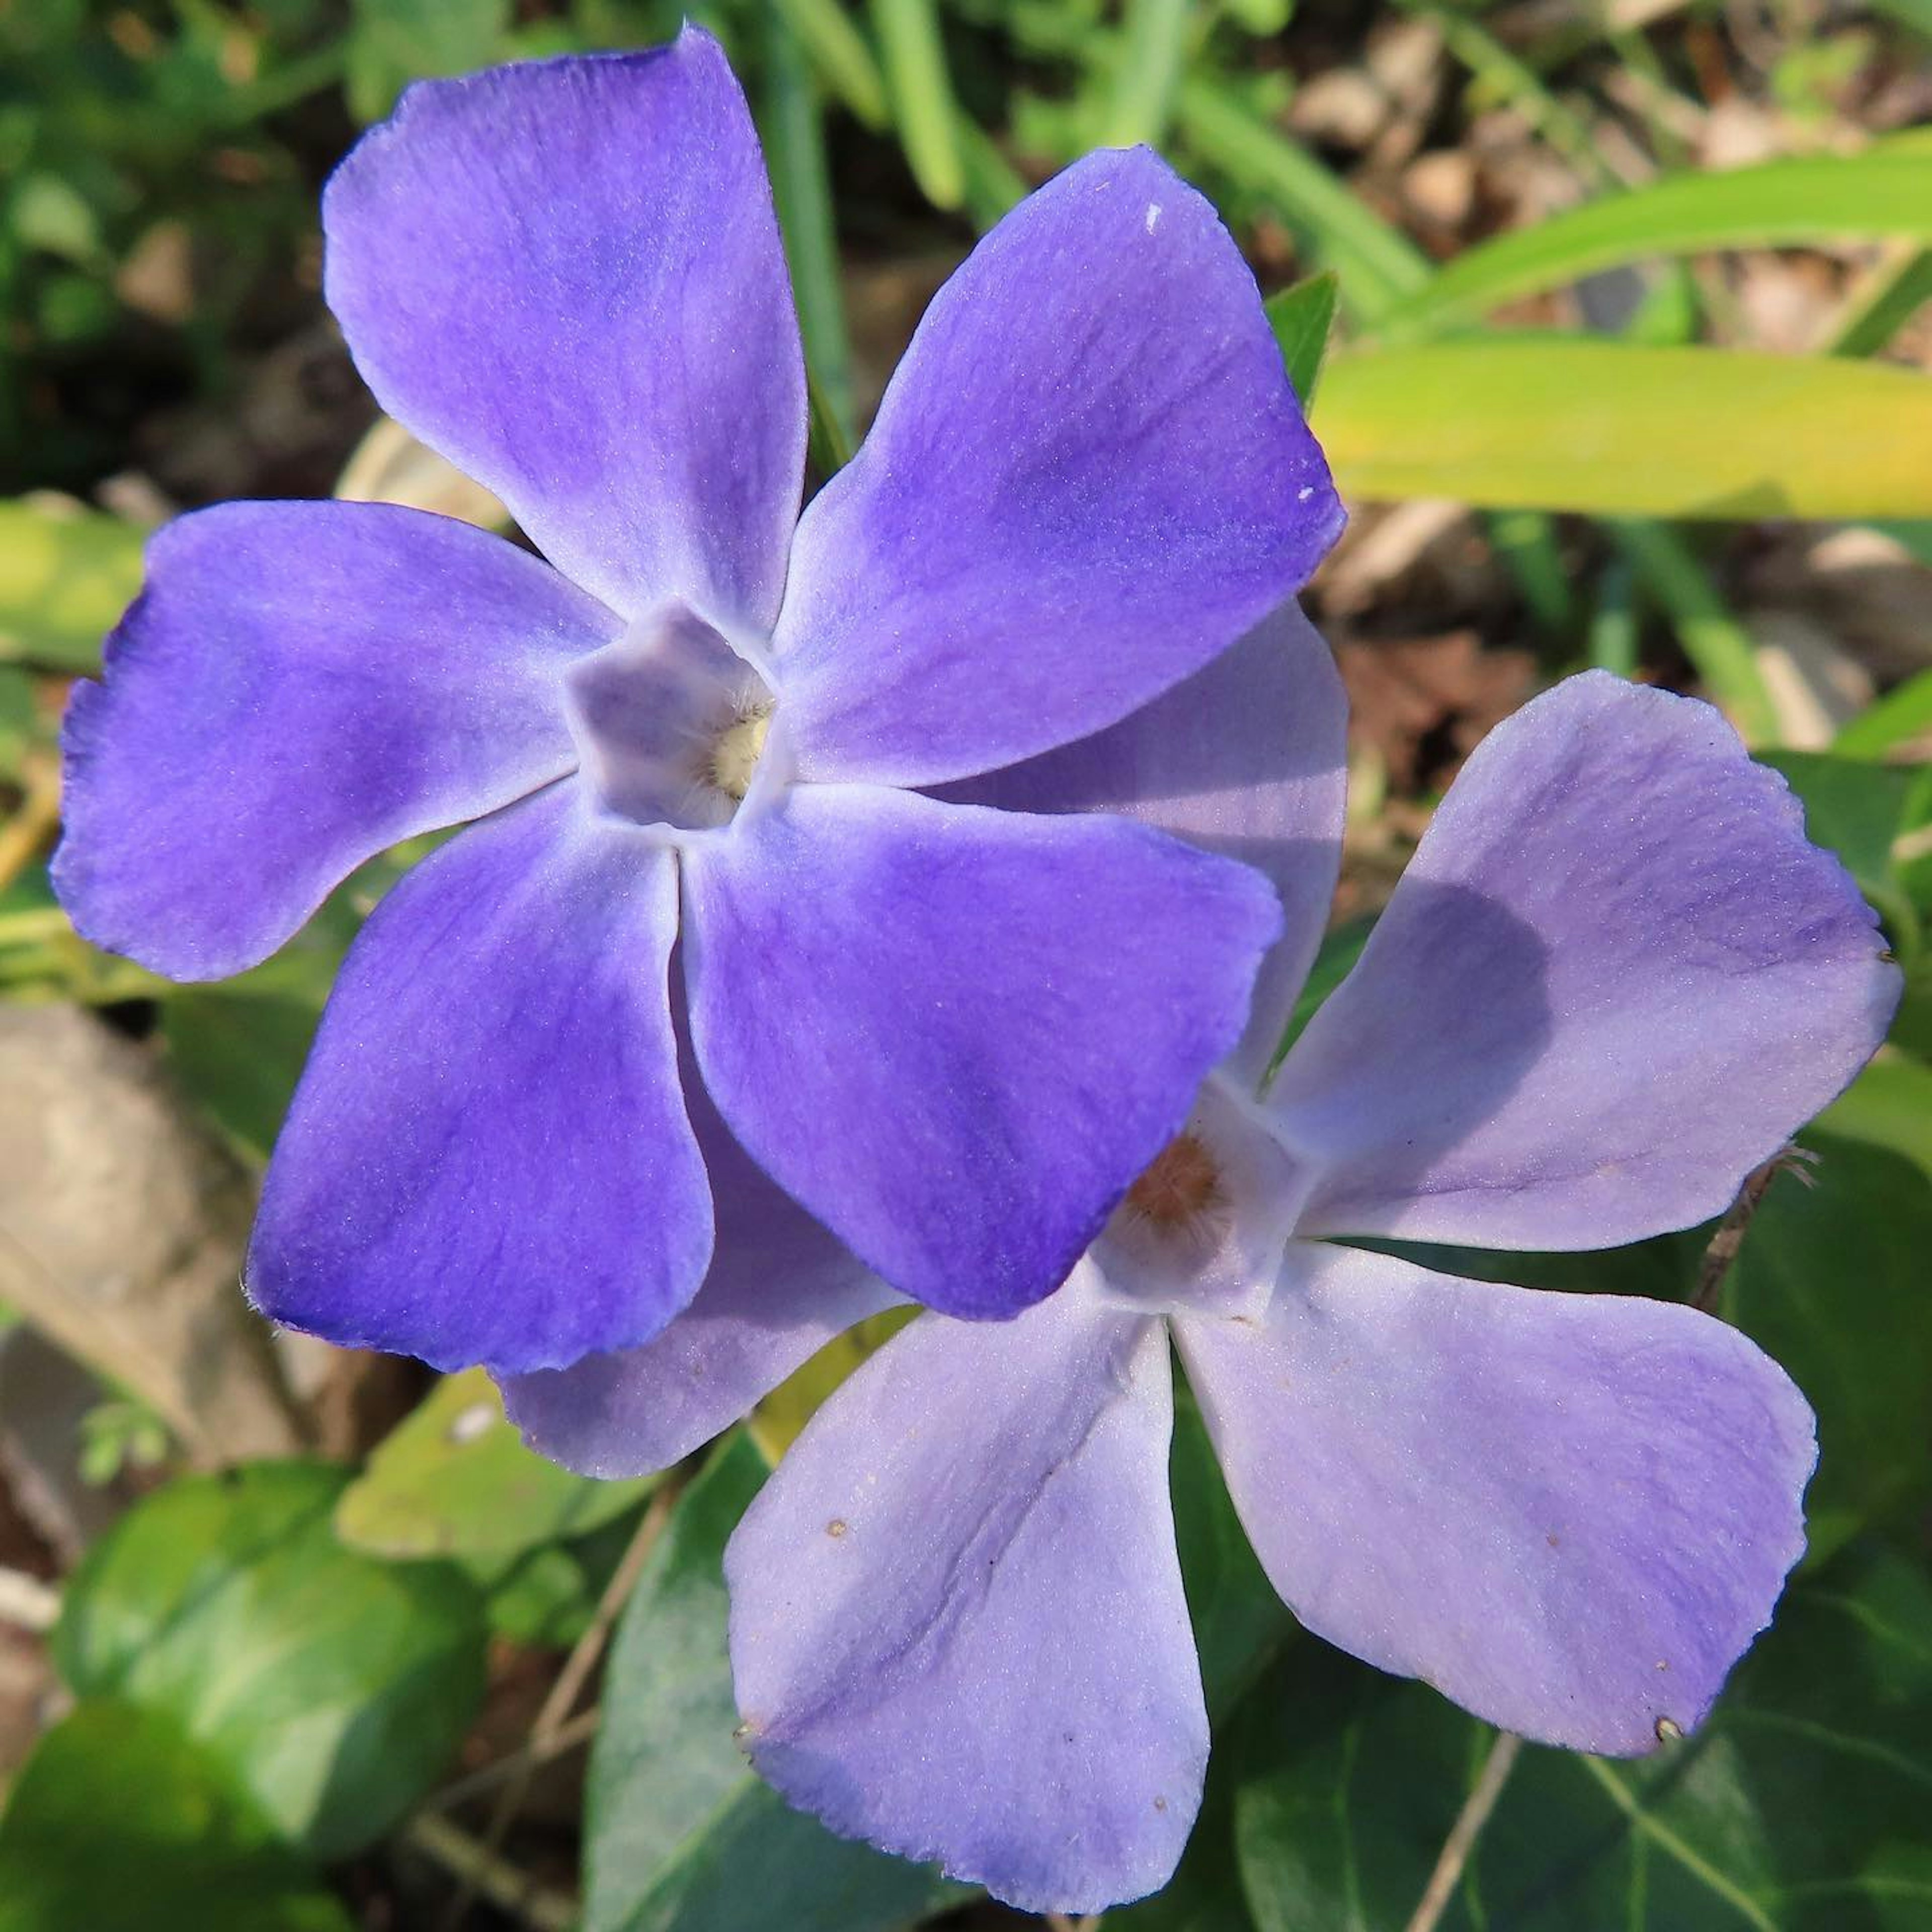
[
  {"left": 512, "top": 637, "right": 1897, "bottom": 1912},
  {"left": 52, "top": 30, "right": 1338, "bottom": 1374}
]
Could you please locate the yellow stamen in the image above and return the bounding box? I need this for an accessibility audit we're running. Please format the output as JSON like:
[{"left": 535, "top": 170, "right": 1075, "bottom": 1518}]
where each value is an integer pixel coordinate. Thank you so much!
[{"left": 709, "top": 709, "right": 771, "bottom": 802}]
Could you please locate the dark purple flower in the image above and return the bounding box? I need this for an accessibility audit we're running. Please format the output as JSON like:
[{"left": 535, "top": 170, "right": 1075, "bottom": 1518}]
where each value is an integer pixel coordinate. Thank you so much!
[
  {"left": 52, "top": 30, "right": 1341, "bottom": 1375},
  {"left": 512, "top": 645, "right": 1897, "bottom": 1913}
]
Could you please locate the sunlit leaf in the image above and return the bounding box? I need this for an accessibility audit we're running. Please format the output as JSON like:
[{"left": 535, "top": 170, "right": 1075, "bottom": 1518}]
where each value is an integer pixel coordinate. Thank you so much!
[
  {"left": 0, "top": 496, "right": 143, "bottom": 673},
  {"left": 337, "top": 1367, "right": 660, "bottom": 1562},
  {"left": 54, "top": 1461, "right": 487, "bottom": 1861},
  {"left": 1315, "top": 343, "right": 1932, "bottom": 519},
  {"left": 0, "top": 1703, "right": 354, "bottom": 1932},
  {"left": 1378, "top": 154, "right": 1932, "bottom": 337}
]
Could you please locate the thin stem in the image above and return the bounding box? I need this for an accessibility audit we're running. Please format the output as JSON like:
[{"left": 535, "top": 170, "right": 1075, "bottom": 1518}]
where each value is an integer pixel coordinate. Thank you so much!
[
  {"left": 1405, "top": 1731, "right": 1523, "bottom": 1932},
  {"left": 1692, "top": 1148, "right": 1812, "bottom": 1314},
  {"left": 436, "top": 1482, "right": 680, "bottom": 1931},
  {"left": 426, "top": 1705, "right": 602, "bottom": 1812}
]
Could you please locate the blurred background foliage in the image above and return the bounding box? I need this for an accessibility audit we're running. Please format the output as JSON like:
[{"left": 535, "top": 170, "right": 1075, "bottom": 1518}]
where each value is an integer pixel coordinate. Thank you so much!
[{"left": 2, "top": 1, "right": 1930, "bottom": 1927}]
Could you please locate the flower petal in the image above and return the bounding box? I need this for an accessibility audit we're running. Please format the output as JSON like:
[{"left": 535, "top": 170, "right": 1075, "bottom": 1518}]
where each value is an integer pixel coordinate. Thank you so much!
[
  {"left": 682, "top": 784, "right": 1282, "bottom": 1318},
  {"left": 502, "top": 1048, "right": 900, "bottom": 1479},
  {"left": 54, "top": 502, "right": 613, "bottom": 981},
  {"left": 1271, "top": 673, "right": 1898, "bottom": 1249},
  {"left": 936, "top": 604, "right": 1347, "bottom": 1087},
  {"left": 323, "top": 30, "right": 804, "bottom": 630},
  {"left": 1175, "top": 1241, "right": 1815, "bottom": 1754},
  {"left": 772, "top": 149, "right": 1340, "bottom": 789},
  {"left": 248, "top": 784, "right": 709, "bottom": 1376},
  {"left": 727, "top": 1280, "right": 1204, "bottom": 1914}
]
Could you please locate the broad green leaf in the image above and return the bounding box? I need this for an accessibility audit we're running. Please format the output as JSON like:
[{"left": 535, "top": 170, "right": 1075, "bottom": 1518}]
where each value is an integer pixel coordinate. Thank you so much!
[
  {"left": 1819, "top": 1053, "right": 1932, "bottom": 1179},
  {"left": 1314, "top": 343, "right": 1932, "bottom": 519},
  {"left": 1172, "top": 1385, "right": 1292, "bottom": 1722},
  {"left": 54, "top": 1460, "right": 487, "bottom": 1860},
  {"left": 337, "top": 1367, "right": 659, "bottom": 1562},
  {"left": 585, "top": 1434, "right": 965, "bottom": 1932},
  {"left": 1265, "top": 272, "right": 1340, "bottom": 404},
  {"left": 162, "top": 990, "right": 320, "bottom": 1161},
  {"left": 1233, "top": 1545, "right": 1932, "bottom": 1932},
  {"left": 1379, "top": 154, "right": 1932, "bottom": 337},
  {"left": 0, "top": 496, "right": 142, "bottom": 672},
  {"left": 0, "top": 1703, "right": 354, "bottom": 1932},
  {"left": 1723, "top": 1134, "right": 1932, "bottom": 1562},
  {"left": 1760, "top": 749, "right": 1920, "bottom": 899}
]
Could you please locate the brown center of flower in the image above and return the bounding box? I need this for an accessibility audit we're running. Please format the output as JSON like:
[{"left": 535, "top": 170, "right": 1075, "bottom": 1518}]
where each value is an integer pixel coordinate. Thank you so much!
[{"left": 1124, "top": 1132, "right": 1224, "bottom": 1232}]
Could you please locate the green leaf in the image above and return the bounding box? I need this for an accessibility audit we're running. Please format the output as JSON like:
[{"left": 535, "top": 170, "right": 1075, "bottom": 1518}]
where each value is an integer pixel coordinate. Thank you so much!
[
  {"left": 1314, "top": 342, "right": 1932, "bottom": 519},
  {"left": 1723, "top": 1134, "right": 1932, "bottom": 1563},
  {"left": 1817, "top": 1052, "right": 1932, "bottom": 1179},
  {"left": 337, "top": 1367, "right": 660, "bottom": 1562},
  {"left": 585, "top": 1434, "right": 965, "bottom": 1932},
  {"left": 1172, "top": 1384, "right": 1292, "bottom": 1722},
  {"left": 0, "top": 1703, "right": 355, "bottom": 1932},
  {"left": 1615, "top": 521, "right": 1779, "bottom": 744},
  {"left": 1759, "top": 749, "right": 1919, "bottom": 900},
  {"left": 0, "top": 497, "right": 143, "bottom": 672},
  {"left": 345, "top": 0, "right": 511, "bottom": 122},
  {"left": 869, "top": 0, "right": 965, "bottom": 211},
  {"left": 162, "top": 990, "right": 320, "bottom": 1162},
  {"left": 53, "top": 1461, "right": 487, "bottom": 1861},
  {"left": 1175, "top": 79, "right": 1429, "bottom": 322},
  {"left": 1834, "top": 666, "right": 1932, "bottom": 759},
  {"left": 1103, "top": 0, "right": 1191, "bottom": 147},
  {"left": 747, "top": 1306, "right": 914, "bottom": 1464},
  {"left": 1233, "top": 1545, "right": 1932, "bottom": 1932},
  {"left": 1265, "top": 273, "right": 1340, "bottom": 405},
  {"left": 1378, "top": 154, "right": 1932, "bottom": 337}
]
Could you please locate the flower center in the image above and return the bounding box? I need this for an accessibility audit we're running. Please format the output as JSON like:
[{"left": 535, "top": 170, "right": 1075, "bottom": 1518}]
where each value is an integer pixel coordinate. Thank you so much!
[
  {"left": 564, "top": 604, "right": 782, "bottom": 836},
  {"left": 1123, "top": 1132, "right": 1224, "bottom": 1234},
  {"left": 708, "top": 708, "right": 772, "bottom": 802}
]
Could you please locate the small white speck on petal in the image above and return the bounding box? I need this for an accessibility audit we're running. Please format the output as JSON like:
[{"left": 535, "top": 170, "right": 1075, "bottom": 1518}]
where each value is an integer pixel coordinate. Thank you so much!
[
  {"left": 1297, "top": 485, "right": 1315, "bottom": 501},
  {"left": 1145, "top": 202, "right": 1162, "bottom": 234}
]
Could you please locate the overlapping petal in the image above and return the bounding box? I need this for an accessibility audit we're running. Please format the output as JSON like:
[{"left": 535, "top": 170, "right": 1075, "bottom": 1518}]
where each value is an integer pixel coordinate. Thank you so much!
[
  {"left": 727, "top": 1280, "right": 1203, "bottom": 1914},
  {"left": 323, "top": 30, "right": 804, "bottom": 630},
  {"left": 681, "top": 784, "right": 1282, "bottom": 1319},
  {"left": 772, "top": 150, "right": 1341, "bottom": 790},
  {"left": 502, "top": 1042, "right": 900, "bottom": 1478},
  {"left": 248, "top": 785, "right": 709, "bottom": 1376},
  {"left": 1271, "top": 673, "right": 1899, "bottom": 1249},
  {"left": 938, "top": 605, "right": 1348, "bottom": 1084},
  {"left": 1176, "top": 1241, "right": 1816, "bottom": 1754},
  {"left": 55, "top": 502, "right": 613, "bottom": 981}
]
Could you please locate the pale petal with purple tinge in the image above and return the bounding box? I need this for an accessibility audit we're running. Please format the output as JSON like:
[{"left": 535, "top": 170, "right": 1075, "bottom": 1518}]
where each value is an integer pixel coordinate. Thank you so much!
[
  {"left": 1176, "top": 1241, "right": 1816, "bottom": 1754},
  {"left": 502, "top": 1041, "right": 901, "bottom": 1478},
  {"left": 248, "top": 785, "right": 709, "bottom": 1376},
  {"left": 773, "top": 149, "right": 1341, "bottom": 791},
  {"left": 55, "top": 502, "right": 614, "bottom": 981},
  {"left": 681, "top": 783, "right": 1282, "bottom": 1320},
  {"left": 934, "top": 605, "right": 1348, "bottom": 1085},
  {"left": 324, "top": 30, "right": 804, "bottom": 630},
  {"left": 1272, "top": 673, "right": 1899, "bottom": 1250},
  {"left": 727, "top": 1281, "right": 1204, "bottom": 1914}
]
